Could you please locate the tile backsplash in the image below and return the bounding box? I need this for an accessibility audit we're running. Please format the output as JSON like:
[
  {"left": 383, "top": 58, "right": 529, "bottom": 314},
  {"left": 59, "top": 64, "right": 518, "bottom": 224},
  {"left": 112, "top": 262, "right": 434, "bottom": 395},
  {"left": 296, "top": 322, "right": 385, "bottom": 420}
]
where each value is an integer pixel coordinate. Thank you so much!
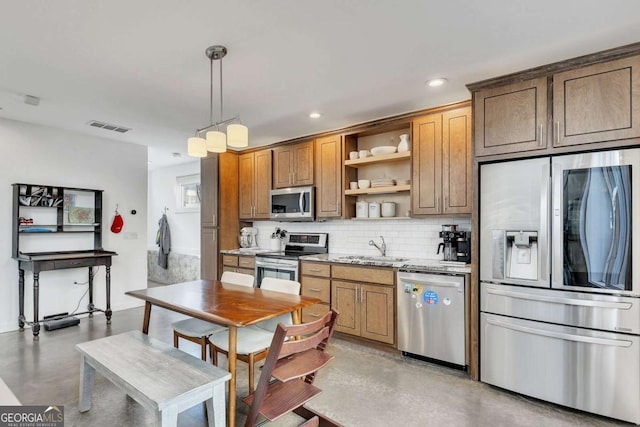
[{"left": 252, "top": 217, "right": 470, "bottom": 260}]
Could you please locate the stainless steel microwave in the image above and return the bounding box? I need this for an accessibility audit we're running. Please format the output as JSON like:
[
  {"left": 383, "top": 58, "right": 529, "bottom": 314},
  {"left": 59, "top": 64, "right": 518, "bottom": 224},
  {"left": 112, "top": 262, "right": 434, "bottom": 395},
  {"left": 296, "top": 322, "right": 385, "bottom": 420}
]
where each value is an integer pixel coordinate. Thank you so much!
[{"left": 270, "top": 186, "right": 314, "bottom": 221}]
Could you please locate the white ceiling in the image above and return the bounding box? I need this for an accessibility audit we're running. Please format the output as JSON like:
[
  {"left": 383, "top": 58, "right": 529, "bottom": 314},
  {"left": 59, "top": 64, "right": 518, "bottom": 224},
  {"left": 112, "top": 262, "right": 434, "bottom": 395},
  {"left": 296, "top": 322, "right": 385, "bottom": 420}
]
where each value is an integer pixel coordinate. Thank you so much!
[{"left": 1, "top": 1, "right": 640, "bottom": 169}]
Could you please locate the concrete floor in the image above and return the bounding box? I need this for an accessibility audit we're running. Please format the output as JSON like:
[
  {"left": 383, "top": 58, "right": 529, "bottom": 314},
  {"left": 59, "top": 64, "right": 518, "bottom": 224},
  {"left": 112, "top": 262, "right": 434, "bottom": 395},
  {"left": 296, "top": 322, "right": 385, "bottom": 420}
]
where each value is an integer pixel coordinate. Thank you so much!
[{"left": 0, "top": 306, "right": 629, "bottom": 427}]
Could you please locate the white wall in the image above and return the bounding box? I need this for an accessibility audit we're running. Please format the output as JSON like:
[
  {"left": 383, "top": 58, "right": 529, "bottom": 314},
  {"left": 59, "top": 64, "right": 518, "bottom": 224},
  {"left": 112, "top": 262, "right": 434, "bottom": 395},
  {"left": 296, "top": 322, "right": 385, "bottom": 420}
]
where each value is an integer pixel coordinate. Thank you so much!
[
  {"left": 147, "top": 161, "right": 200, "bottom": 256},
  {"left": 0, "top": 117, "right": 148, "bottom": 333},
  {"left": 252, "top": 216, "right": 470, "bottom": 260}
]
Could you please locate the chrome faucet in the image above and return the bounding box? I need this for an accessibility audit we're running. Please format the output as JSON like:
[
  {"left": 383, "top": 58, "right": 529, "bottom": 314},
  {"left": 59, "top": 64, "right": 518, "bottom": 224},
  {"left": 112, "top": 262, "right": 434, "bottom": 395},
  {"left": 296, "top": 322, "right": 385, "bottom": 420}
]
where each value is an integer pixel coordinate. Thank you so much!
[{"left": 369, "top": 236, "right": 386, "bottom": 257}]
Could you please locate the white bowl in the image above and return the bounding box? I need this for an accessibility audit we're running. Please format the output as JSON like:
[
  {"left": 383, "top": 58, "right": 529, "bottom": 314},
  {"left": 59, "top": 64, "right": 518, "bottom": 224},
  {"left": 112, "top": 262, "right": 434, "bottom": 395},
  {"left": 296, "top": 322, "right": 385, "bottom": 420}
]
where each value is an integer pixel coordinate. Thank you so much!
[
  {"left": 370, "top": 146, "right": 397, "bottom": 156},
  {"left": 358, "top": 179, "right": 371, "bottom": 189}
]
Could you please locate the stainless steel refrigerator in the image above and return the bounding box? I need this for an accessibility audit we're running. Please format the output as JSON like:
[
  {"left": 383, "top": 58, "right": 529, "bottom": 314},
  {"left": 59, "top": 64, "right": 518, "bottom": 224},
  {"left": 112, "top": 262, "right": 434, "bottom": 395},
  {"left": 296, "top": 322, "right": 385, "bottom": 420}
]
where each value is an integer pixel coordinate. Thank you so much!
[{"left": 479, "top": 148, "right": 640, "bottom": 424}]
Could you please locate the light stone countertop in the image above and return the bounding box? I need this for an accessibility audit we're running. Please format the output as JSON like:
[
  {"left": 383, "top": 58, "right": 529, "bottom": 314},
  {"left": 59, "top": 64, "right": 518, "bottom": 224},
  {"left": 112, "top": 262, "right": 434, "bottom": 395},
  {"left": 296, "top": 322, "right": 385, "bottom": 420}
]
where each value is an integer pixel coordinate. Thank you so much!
[
  {"left": 300, "top": 253, "right": 471, "bottom": 274},
  {"left": 220, "top": 248, "right": 273, "bottom": 255}
]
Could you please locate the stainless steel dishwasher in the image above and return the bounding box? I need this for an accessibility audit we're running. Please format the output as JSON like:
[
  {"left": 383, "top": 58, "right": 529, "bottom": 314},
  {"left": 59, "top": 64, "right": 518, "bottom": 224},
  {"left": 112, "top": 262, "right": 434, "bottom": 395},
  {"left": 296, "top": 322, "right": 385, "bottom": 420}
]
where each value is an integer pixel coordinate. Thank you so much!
[{"left": 397, "top": 270, "right": 466, "bottom": 367}]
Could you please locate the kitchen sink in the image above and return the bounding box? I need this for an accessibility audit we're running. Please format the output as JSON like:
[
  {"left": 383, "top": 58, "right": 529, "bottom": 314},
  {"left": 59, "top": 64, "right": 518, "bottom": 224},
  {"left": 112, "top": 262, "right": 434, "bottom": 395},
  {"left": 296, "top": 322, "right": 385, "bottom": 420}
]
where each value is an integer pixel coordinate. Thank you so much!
[{"left": 336, "top": 255, "right": 409, "bottom": 263}]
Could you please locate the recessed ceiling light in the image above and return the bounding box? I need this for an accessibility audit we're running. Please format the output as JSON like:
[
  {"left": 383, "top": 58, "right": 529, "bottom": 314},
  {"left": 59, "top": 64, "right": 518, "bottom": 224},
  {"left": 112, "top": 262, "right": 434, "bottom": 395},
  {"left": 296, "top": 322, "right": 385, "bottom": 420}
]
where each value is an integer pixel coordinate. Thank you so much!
[
  {"left": 426, "top": 78, "right": 447, "bottom": 87},
  {"left": 309, "top": 112, "right": 322, "bottom": 119}
]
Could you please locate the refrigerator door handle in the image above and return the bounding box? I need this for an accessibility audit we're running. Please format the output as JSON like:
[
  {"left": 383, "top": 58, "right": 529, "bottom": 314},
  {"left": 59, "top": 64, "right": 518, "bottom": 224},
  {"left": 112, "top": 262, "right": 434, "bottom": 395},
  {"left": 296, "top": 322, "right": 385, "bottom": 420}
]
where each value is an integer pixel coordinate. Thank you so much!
[
  {"left": 486, "top": 317, "right": 633, "bottom": 348},
  {"left": 539, "top": 162, "right": 550, "bottom": 284},
  {"left": 486, "top": 287, "right": 633, "bottom": 310}
]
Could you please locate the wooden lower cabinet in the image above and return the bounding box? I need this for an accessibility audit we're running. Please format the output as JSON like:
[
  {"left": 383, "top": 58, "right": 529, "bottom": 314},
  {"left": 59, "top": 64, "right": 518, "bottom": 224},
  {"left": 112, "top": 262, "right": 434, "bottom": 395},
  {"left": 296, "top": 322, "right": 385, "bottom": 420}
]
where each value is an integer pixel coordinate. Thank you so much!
[
  {"left": 331, "top": 280, "right": 395, "bottom": 345},
  {"left": 221, "top": 254, "right": 255, "bottom": 278}
]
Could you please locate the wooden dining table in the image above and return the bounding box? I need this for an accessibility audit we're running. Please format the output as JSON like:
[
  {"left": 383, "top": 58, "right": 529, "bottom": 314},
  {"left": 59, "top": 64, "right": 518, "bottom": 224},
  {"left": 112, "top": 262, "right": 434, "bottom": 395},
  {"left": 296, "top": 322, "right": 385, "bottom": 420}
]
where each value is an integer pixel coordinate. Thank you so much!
[{"left": 125, "top": 279, "right": 320, "bottom": 427}]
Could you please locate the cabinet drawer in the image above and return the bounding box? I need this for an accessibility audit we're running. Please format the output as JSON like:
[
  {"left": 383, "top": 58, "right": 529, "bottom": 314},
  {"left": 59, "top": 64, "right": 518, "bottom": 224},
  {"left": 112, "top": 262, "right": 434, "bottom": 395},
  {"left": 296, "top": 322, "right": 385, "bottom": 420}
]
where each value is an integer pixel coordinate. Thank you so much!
[
  {"left": 222, "top": 255, "right": 238, "bottom": 267},
  {"left": 331, "top": 265, "right": 395, "bottom": 285},
  {"left": 54, "top": 258, "right": 96, "bottom": 269},
  {"left": 238, "top": 267, "right": 255, "bottom": 278},
  {"left": 301, "top": 262, "right": 330, "bottom": 277},
  {"left": 301, "top": 277, "right": 330, "bottom": 303},
  {"left": 302, "top": 303, "right": 330, "bottom": 323},
  {"left": 238, "top": 256, "right": 255, "bottom": 269}
]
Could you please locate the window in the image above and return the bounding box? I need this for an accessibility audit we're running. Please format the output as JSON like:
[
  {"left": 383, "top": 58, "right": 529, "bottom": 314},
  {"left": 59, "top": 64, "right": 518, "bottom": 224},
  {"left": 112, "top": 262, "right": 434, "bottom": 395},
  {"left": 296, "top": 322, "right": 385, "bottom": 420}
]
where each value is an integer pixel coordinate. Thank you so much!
[{"left": 176, "top": 174, "right": 201, "bottom": 213}]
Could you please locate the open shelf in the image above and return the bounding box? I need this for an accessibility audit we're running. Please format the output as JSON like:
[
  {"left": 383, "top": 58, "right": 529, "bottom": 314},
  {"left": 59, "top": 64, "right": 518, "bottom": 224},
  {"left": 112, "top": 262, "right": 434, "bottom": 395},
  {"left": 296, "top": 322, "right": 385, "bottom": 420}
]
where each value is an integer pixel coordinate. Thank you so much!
[
  {"left": 351, "top": 216, "right": 411, "bottom": 221},
  {"left": 345, "top": 184, "right": 410, "bottom": 196},
  {"left": 344, "top": 151, "right": 410, "bottom": 167}
]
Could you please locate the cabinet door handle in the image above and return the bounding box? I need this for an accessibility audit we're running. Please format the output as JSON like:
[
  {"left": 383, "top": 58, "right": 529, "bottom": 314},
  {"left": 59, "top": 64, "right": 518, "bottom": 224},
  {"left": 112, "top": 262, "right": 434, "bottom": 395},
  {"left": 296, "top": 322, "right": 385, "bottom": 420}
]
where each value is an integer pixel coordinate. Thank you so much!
[
  {"left": 309, "top": 288, "right": 322, "bottom": 292},
  {"left": 443, "top": 196, "right": 447, "bottom": 213},
  {"left": 308, "top": 268, "right": 322, "bottom": 272},
  {"left": 308, "top": 312, "right": 321, "bottom": 318},
  {"left": 555, "top": 121, "right": 560, "bottom": 145},
  {"left": 538, "top": 124, "right": 544, "bottom": 147},
  {"left": 360, "top": 286, "right": 364, "bottom": 303}
]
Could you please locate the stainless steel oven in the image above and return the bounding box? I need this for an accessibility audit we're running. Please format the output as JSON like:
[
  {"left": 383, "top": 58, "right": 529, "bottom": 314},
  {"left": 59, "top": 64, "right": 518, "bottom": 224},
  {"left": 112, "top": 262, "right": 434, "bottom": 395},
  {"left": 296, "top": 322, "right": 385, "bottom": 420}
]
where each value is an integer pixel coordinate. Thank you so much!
[{"left": 255, "top": 232, "right": 328, "bottom": 286}]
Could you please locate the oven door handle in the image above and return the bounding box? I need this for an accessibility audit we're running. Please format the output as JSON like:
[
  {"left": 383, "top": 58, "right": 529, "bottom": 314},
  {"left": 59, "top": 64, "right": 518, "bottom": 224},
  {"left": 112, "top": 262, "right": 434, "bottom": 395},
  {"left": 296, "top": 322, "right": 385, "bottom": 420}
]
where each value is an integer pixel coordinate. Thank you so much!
[
  {"left": 486, "top": 317, "right": 633, "bottom": 348},
  {"left": 255, "top": 261, "right": 298, "bottom": 271}
]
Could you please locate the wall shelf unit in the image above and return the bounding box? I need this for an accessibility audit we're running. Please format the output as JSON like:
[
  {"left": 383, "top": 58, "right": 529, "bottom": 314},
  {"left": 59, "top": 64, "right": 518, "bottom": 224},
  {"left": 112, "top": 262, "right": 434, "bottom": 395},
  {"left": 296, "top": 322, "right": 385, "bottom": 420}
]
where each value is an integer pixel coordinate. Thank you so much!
[{"left": 11, "top": 183, "right": 116, "bottom": 339}]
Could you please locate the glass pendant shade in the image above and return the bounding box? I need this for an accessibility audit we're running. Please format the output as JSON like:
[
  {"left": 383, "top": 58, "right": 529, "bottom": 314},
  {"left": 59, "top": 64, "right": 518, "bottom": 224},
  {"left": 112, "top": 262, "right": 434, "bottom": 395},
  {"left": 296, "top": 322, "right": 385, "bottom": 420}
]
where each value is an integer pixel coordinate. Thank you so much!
[
  {"left": 187, "top": 137, "right": 207, "bottom": 157},
  {"left": 206, "top": 130, "right": 227, "bottom": 153},
  {"left": 227, "top": 124, "right": 249, "bottom": 148}
]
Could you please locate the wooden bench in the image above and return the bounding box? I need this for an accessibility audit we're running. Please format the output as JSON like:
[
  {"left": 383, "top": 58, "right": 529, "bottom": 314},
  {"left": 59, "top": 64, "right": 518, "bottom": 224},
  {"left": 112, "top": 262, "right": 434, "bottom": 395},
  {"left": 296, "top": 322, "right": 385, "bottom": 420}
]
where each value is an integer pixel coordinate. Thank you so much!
[
  {"left": 76, "top": 330, "right": 230, "bottom": 427},
  {"left": 0, "top": 378, "right": 20, "bottom": 405}
]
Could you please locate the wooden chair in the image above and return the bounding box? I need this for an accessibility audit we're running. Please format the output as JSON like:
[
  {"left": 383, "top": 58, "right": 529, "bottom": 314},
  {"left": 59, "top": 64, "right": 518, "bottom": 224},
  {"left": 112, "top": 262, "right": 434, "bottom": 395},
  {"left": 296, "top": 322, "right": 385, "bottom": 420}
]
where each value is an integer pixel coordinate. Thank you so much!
[
  {"left": 242, "top": 309, "right": 341, "bottom": 427},
  {"left": 172, "top": 271, "right": 254, "bottom": 360},
  {"left": 208, "top": 277, "right": 301, "bottom": 390}
]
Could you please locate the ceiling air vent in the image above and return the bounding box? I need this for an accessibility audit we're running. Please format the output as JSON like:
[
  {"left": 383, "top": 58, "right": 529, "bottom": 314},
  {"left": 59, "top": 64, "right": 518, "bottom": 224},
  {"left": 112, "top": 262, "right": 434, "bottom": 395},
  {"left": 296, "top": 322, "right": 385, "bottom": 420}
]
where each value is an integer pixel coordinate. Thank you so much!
[{"left": 87, "top": 120, "right": 131, "bottom": 134}]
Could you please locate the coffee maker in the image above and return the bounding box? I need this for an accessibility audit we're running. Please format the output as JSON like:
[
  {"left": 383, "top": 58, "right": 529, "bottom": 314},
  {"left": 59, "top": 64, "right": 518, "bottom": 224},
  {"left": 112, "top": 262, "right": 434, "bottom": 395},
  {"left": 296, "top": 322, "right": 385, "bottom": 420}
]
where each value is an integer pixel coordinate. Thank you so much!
[{"left": 437, "top": 224, "right": 471, "bottom": 263}]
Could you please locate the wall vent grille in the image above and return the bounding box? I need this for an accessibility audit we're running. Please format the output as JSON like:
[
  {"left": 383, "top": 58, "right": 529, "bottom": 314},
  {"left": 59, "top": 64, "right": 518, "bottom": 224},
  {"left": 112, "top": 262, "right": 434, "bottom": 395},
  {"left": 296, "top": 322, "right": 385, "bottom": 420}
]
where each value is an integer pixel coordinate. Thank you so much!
[{"left": 87, "top": 120, "right": 131, "bottom": 133}]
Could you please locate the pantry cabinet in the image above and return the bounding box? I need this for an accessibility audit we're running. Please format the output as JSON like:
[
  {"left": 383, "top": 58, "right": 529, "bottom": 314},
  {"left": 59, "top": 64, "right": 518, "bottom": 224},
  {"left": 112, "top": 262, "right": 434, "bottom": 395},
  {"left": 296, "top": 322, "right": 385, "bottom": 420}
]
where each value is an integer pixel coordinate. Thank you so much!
[
  {"left": 239, "top": 149, "right": 272, "bottom": 220},
  {"left": 412, "top": 105, "right": 471, "bottom": 215},
  {"left": 272, "top": 140, "right": 314, "bottom": 188}
]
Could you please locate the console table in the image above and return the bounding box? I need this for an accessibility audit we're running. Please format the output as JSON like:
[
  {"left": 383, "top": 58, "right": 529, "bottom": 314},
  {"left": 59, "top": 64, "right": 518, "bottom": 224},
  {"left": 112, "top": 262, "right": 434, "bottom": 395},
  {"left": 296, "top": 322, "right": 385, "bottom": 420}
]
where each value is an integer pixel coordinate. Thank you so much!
[{"left": 18, "top": 250, "right": 117, "bottom": 339}]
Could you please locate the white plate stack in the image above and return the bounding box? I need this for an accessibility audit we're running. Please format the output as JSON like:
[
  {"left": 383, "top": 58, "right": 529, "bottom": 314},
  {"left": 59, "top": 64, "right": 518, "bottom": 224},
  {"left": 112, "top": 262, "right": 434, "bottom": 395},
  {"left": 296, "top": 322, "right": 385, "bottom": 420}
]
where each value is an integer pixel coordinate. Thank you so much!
[{"left": 371, "top": 179, "right": 395, "bottom": 188}]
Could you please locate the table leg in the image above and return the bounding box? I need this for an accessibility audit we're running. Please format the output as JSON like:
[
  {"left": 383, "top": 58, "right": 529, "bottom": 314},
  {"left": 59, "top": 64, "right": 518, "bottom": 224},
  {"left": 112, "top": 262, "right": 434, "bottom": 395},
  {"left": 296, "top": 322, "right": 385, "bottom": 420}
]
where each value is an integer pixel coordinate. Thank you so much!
[
  {"left": 105, "top": 266, "right": 112, "bottom": 324},
  {"left": 18, "top": 269, "right": 25, "bottom": 329},
  {"left": 79, "top": 355, "right": 95, "bottom": 412},
  {"left": 292, "top": 309, "right": 301, "bottom": 325},
  {"left": 206, "top": 382, "right": 226, "bottom": 427},
  {"left": 227, "top": 326, "right": 237, "bottom": 427},
  {"left": 32, "top": 272, "right": 40, "bottom": 339},
  {"left": 142, "top": 302, "right": 152, "bottom": 334},
  {"left": 88, "top": 267, "right": 95, "bottom": 317}
]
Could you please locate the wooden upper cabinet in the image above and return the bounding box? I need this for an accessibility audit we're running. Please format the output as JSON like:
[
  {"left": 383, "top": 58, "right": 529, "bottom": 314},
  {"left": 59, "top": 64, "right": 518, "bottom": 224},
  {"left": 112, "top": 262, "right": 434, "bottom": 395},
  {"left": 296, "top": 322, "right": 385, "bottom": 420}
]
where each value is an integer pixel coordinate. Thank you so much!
[
  {"left": 238, "top": 152, "right": 255, "bottom": 219},
  {"left": 412, "top": 105, "right": 471, "bottom": 215},
  {"left": 272, "top": 140, "right": 314, "bottom": 188},
  {"left": 238, "top": 149, "right": 272, "bottom": 220},
  {"left": 553, "top": 55, "right": 640, "bottom": 147},
  {"left": 315, "top": 135, "right": 342, "bottom": 218},
  {"left": 254, "top": 149, "right": 272, "bottom": 218},
  {"left": 474, "top": 77, "right": 547, "bottom": 156},
  {"left": 442, "top": 106, "right": 472, "bottom": 214},
  {"left": 412, "top": 112, "right": 442, "bottom": 215}
]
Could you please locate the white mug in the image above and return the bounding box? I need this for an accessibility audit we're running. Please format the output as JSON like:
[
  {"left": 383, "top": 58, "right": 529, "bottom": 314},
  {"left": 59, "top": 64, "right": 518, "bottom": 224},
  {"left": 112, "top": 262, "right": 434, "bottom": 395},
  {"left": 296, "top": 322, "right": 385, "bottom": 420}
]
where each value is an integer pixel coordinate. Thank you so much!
[
  {"left": 349, "top": 151, "right": 359, "bottom": 160},
  {"left": 349, "top": 181, "right": 358, "bottom": 190},
  {"left": 359, "top": 150, "right": 370, "bottom": 158}
]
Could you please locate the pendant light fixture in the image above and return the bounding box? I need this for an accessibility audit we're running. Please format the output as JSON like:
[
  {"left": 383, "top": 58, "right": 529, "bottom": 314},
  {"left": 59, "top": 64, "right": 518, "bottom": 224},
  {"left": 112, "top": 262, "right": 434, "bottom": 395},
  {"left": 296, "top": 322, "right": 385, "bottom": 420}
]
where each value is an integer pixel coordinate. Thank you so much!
[{"left": 187, "top": 45, "right": 249, "bottom": 157}]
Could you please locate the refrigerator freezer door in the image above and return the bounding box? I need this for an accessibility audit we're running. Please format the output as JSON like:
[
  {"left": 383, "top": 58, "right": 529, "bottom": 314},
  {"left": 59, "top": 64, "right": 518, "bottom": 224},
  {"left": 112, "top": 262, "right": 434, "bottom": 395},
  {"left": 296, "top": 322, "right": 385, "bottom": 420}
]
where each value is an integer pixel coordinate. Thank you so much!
[
  {"left": 397, "top": 272, "right": 466, "bottom": 365},
  {"left": 481, "top": 282, "right": 640, "bottom": 334},
  {"left": 480, "top": 157, "right": 550, "bottom": 287},
  {"left": 481, "top": 312, "right": 640, "bottom": 424}
]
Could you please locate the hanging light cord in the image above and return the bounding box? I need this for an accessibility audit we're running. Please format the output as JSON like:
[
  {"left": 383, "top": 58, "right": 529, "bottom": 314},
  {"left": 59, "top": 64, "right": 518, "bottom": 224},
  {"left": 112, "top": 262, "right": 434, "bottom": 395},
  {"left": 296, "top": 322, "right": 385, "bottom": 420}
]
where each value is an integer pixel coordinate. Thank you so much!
[
  {"left": 209, "top": 56, "right": 214, "bottom": 126},
  {"left": 219, "top": 55, "right": 224, "bottom": 125}
]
